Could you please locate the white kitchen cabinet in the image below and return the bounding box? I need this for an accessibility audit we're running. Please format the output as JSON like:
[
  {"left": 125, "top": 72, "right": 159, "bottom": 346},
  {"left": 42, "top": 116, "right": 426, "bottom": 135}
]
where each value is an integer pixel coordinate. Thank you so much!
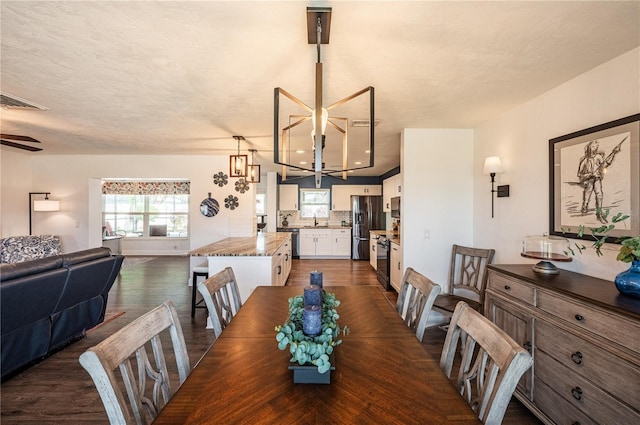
[
  {"left": 350, "top": 185, "right": 382, "bottom": 196},
  {"left": 390, "top": 241, "right": 402, "bottom": 292},
  {"left": 331, "top": 185, "right": 382, "bottom": 211},
  {"left": 300, "top": 228, "right": 332, "bottom": 257},
  {"left": 279, "top": 184, "right": 299, "bottom": 210},
  {"left": 369, "top": 234, "right": 378, "bottom": 270},
  {"left": 332, "top": 228, "right": 351, "bottom": 258},
  {"left": 271, "top": 238, "right": 292, "bottom": 287},
  {"left": 383, "top": 174, "right": 402, "bottom": 212},
  {"left": 331, "top": 185, "right": 352, "bottom": 210}
]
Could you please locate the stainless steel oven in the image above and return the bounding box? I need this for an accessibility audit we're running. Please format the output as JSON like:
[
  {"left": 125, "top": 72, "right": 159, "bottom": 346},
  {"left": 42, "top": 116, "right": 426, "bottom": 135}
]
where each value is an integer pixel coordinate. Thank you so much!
[{"left": 376, "top": 236, "right": 390, "bottom": 290}]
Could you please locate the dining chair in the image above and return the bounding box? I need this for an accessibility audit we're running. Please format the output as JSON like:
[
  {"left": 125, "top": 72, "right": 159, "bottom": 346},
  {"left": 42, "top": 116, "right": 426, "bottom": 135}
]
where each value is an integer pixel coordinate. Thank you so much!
[
  {"left": 396, "top": 267, "right": 442, "bottom": 342},
  {"left": 440, "top": 301, "right": 532, "bottom": 425},
  {"left": 197, "top": 266, "right": 242, "bottom": 338},
  {"left": 79, "top": 301, "right": 190, "bottom": 425},
  {"left": 433, "top": 244, "right": 495, "bottom": 318}
]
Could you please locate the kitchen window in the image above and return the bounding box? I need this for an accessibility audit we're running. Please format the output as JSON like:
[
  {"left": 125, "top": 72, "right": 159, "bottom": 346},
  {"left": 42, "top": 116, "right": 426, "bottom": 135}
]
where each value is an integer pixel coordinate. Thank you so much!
[{"left": 299, "top": 189, "right": 330, "bottom": 219}]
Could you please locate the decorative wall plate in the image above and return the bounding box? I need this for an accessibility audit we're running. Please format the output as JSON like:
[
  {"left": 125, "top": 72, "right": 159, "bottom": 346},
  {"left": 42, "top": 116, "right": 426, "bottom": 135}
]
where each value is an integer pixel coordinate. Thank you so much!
[
  {"left": 235, "top": 178, "right": 249, "bottom": 193},
  {"left": 224, "top": 195, "right": 239, "bottom": 210},
  {"left": 200, "top": 193, "right": 220, "bottom": 217},
  {"left": 213, "top": 172, "right": 228, "bottom": 187}
]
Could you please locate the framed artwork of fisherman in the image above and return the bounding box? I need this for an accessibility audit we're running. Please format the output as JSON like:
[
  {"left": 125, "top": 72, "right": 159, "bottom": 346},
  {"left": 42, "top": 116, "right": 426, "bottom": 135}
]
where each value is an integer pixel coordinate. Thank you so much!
[{"left": 549, "top": 114, "right": 639, "bottom": 242}]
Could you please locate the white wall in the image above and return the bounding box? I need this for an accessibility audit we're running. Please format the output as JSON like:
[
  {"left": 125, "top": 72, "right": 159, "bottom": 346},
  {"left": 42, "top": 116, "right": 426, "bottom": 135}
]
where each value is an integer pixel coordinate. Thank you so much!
[
  {"left": 402, "top": 128, "right": 474, "bottom": 290},
  {"left": 1, "top": 153, "right": 256, "bottom": 254},
  {"left": 474, "top": 47, "right": 640, "bottom": 281}
]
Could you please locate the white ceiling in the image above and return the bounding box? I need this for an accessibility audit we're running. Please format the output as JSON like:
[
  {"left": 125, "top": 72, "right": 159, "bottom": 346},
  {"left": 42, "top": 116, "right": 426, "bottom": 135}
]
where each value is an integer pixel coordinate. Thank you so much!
[{"left": 1, "top": 1, "right": 639, "bottom": 177}]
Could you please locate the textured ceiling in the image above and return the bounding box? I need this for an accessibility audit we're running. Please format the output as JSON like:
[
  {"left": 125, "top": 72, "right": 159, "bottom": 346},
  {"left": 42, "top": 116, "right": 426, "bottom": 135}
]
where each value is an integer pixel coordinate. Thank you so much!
[{"left": 1, "top": 1, "right": 639, "bottom": 177}]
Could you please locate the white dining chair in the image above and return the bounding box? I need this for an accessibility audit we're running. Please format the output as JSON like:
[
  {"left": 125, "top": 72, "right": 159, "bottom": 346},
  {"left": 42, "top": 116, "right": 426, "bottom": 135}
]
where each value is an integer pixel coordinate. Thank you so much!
[
  {"left": 440, "top": 301, "right": 532, "bottom": 425},
  {"left": 197, "top": 266, "right": 242, "bottom": 338},
  {"left": 396, "top": 267, "right": 442, "bottom": 342},
  {"left": 79, "top": 301, "right": 190, "bottom": 425}
]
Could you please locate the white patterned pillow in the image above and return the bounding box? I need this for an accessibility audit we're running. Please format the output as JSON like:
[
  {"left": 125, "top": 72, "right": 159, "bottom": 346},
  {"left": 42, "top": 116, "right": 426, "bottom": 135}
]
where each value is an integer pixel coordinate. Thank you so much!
[{"left": 0, "top": 235, "right": 62, "bottom": 263}]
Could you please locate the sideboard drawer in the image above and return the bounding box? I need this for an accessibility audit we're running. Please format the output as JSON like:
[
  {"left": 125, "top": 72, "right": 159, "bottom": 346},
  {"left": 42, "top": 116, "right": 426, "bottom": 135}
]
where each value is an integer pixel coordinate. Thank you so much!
[
  {"left": 536, "top": 350, "right": 639, "bottom": 424},
  {"left": 536, "top": 321, "right": 640, "bottom": 409},
  {"left": 487, "top": 271, "right": 535, "bottom": 305},
  {"left": 537, "top": 289, "right": 640, "bottom": 353},
  {"left": 535, "top": 378, "right": 597, "bottom": 425}
]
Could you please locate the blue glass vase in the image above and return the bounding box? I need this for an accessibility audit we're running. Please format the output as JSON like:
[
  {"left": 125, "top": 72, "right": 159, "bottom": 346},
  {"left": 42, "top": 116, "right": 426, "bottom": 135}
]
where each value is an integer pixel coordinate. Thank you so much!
[{"left": 614, "top": 259, "right": 640, "bottom": 299}]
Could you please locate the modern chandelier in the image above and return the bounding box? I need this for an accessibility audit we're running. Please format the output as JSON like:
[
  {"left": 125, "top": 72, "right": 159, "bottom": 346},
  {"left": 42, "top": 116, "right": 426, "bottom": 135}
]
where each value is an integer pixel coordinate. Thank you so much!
[{"left": 274, "top": 7, "right": 375, "bottom": 188}]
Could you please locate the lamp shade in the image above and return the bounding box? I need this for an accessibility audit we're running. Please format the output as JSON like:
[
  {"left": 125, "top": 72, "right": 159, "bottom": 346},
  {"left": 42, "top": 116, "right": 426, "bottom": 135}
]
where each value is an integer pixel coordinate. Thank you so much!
[
  {"left": 33, "top": 199, "right": 60, "bottom": 211},
  {"left": 483, "top": 156, "right": 504, "bottom": 175}
]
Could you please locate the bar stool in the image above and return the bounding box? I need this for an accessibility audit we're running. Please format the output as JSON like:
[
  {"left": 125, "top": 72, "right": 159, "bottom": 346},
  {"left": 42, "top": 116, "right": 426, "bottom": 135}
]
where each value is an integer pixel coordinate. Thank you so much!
[{"left": 191, "top": 264, "right": 209, "bottom": 317}]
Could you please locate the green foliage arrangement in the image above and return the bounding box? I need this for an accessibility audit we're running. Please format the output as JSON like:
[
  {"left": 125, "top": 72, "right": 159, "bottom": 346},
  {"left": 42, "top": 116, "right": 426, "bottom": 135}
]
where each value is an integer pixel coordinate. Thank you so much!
[
  {"left": 274, "top": 292, "right": 348, "bottom": 374},
  {"left": 564, "top": 209, "right": 639, "bottom": 262}
]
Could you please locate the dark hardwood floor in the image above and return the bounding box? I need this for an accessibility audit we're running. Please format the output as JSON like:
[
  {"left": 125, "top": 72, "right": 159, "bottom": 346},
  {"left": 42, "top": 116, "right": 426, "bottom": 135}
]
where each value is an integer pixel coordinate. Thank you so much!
[{"left": 1, "top": 256, "right": 541, "bottom": 424}]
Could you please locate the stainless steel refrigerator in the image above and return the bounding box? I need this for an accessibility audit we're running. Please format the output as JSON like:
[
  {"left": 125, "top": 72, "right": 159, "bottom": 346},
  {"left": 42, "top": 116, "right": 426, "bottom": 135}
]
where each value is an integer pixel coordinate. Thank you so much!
[{"left": 351, "top": 195, "right": 383, "bottom": 260}]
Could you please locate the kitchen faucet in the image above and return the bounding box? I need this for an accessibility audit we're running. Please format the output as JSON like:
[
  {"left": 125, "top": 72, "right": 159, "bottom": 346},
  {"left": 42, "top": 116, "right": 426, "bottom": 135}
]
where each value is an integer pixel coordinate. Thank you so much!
[{"left": 313, "top": 214, "right": 317, "bottom": 227}]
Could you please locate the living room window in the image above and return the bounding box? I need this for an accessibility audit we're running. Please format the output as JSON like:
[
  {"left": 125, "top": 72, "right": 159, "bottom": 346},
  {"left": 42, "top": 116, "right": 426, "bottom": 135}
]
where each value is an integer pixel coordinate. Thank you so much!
[{"left": 102, "top": 180, "right": 189, "bottom": 238}]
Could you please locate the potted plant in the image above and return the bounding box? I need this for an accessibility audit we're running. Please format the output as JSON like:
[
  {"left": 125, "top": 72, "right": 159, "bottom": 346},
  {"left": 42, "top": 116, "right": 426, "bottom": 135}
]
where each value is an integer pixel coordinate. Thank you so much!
[
  {"left": 279, "top": 212, "right": 292, "bottom": 227},
  {"left": 275, "top": 291, "right": 348, "bottom": 381},
  {"left": 565, "top": 209, "right": 639, "bottom": 298}
]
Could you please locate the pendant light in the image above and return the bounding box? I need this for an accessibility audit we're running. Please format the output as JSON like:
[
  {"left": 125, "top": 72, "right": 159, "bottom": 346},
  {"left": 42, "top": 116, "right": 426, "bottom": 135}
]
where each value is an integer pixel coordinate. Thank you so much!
[
  {"left": 247, "top": 149, "right": 261, "bottom": 183},
  {"left": 229, "top": 136, "right": 247, "bottom": 178}
]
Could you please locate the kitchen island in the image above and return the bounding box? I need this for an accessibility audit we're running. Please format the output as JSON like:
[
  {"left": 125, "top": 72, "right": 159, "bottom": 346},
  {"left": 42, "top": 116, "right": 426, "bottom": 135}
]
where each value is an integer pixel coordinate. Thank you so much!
[{"left": 191, "top": 232, "right": 292, "bottom": 302}]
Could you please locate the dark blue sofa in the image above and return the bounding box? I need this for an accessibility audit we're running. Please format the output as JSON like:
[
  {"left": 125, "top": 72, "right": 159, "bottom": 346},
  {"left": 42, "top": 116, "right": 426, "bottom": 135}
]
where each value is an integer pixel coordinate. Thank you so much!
[{"left": 0, "top": 247, "right": 124, "bottom": 381}]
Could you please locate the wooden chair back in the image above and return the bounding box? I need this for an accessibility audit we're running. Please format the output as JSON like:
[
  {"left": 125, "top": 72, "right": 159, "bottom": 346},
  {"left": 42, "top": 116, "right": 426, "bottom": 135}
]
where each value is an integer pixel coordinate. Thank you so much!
[
  {"left": 79, "top": 301, "right": 190, "bottom": 425},
  {"left": 439, "top": 301, "right": 532, "bottom": 425},
  {"left": 448, "top": 244, "right": 495, "bottom": 305},
  {"left": 396, "top": 267, "right": 442, "bottom": 341},
  {"left": 197, "top": 266, "right": 242, "bottom": 338}
]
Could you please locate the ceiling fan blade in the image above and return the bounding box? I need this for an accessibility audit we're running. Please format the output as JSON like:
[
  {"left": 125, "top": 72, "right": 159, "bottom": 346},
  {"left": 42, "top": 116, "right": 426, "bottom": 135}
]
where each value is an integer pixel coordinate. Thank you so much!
[
  {"left": 0, "top": 133, "right": 42, "bottom": 144},
  {"left": 1, "top": 140, "right": 43, "bottom": 151}
]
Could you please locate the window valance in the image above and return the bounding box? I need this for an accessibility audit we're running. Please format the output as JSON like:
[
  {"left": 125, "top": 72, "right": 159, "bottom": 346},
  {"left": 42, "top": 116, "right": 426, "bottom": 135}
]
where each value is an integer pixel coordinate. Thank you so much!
[{"left": 102, "top": 181, "right": 190, "bottom": 195}]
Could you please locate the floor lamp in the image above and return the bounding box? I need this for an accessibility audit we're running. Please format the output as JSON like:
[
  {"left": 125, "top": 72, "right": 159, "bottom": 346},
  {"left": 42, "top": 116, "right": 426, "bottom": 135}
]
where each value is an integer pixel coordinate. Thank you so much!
[{"left": 29, "top": 192, "right": 59, "bottom": 235}]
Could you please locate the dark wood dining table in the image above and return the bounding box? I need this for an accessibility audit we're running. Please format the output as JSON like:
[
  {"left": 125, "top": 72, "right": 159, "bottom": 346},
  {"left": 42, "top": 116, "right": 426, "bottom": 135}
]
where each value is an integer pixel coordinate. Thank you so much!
[{"left": 154, "top": 285, "right": 481, "bottom": 424}]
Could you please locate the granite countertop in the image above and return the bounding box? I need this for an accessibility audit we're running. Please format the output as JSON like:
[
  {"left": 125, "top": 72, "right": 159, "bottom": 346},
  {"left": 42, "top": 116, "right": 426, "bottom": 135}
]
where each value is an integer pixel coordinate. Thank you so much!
[
  {"left": 190, "top": 232, "right": 290, "bottom": 257},
  {"left": 370, "top": 230, "right": 400, "bottom": 244},
  {"left": 281, "top": 225, "right": 352, "bottom": 230}
]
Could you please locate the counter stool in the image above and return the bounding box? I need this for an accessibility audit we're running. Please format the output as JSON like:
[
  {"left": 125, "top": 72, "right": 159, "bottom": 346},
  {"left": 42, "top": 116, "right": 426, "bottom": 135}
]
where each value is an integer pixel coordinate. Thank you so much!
[{"left": 191, "top": 264, "right": 209, "bottom": 317}]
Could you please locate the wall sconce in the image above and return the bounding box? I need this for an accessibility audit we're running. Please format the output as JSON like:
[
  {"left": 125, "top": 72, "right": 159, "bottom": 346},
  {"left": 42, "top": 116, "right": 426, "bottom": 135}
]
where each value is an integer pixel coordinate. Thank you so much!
[
  {"left": 483, "top": 156, "right": 510, "bottom": 218},
  {"left": 247, "top": 149, "right": 261, "bottom": 183},
  {"left": 29, "top": 192, "right": 60, "bottom": 235},
  {"left": 229, "top": 135, "right": 248, "bottom": 178}
]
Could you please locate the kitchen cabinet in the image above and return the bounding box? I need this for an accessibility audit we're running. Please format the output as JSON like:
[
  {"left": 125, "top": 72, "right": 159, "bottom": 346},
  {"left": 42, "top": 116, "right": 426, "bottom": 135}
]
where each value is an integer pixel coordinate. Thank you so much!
[
  {"left": 271, "top": 237, "right": 292, "bottom": 287},
  {"left": 389, "top": 241, "right": 402, "bottom": 292},
  {"left": 383, "top": 174, "right": 402, "bottom": 212},
  {"left": 369, "top": 234, "right": 378, "bottom": 270},
  {"left": 331, "top": 185, "right": 352, "bottom": 211},
  {"left": 484, "top": 265, "right": 640, "bottom": 425},
  {"left": 331, "top": 185, "right": 382, "bottom": 210},
  {"left": 300, "top": 228, "right": 350, "bottom": 258},
  {"left": 300, "top": 228, "right": 332, "bottom": 257},
  {"left": 332, "top": 228, "right": 351, "bottom": 258},
  {"left": 279, "top": 184, "right": 299, "bottom": 210}
]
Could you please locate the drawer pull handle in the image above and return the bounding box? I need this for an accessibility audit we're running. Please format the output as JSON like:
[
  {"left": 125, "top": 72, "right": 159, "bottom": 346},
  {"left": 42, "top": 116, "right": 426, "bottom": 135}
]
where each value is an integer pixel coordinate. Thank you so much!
[
  {"left": 572, "top": 422, "right": 581, "bottom": 425},
  {"left": 504, "top": 285, "right": 511, "bottom": 290},
  {"left": 574, "top": 314, "right": 584, "bottom": 322},
  {"left": 571, "top": 351, "right": 583, "bottom": 365},
  {"left": 571, "top": 386, "right": 583, "bottom": 401}
]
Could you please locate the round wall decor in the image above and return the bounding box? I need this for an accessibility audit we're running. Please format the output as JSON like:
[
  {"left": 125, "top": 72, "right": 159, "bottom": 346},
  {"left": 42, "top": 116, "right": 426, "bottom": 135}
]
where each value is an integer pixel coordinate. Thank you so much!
[
  {"left": 224, "top": 195, "right": 239, "bottom": 210},
  {"left": 213, "top": 172, "right": 228, "bottom": 187},
  {"left": 200, "top": 193, "right": 220, "bottom": 217},
  {"left": 235, "top": 178, "right": 249, "bottom": 194}
]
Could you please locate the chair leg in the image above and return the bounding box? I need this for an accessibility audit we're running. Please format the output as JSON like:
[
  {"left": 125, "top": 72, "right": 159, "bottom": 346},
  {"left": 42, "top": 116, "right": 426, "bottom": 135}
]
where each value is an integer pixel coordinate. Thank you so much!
[{"left": 191, "top": 272, "right": 198, "bottom": 318}]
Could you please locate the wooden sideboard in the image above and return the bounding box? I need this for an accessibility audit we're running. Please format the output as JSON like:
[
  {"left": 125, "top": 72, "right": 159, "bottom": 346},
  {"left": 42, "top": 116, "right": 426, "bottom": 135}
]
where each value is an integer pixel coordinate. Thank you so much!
[{"left": 484, "top": 264, "right": 640, "bottom": 425}]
